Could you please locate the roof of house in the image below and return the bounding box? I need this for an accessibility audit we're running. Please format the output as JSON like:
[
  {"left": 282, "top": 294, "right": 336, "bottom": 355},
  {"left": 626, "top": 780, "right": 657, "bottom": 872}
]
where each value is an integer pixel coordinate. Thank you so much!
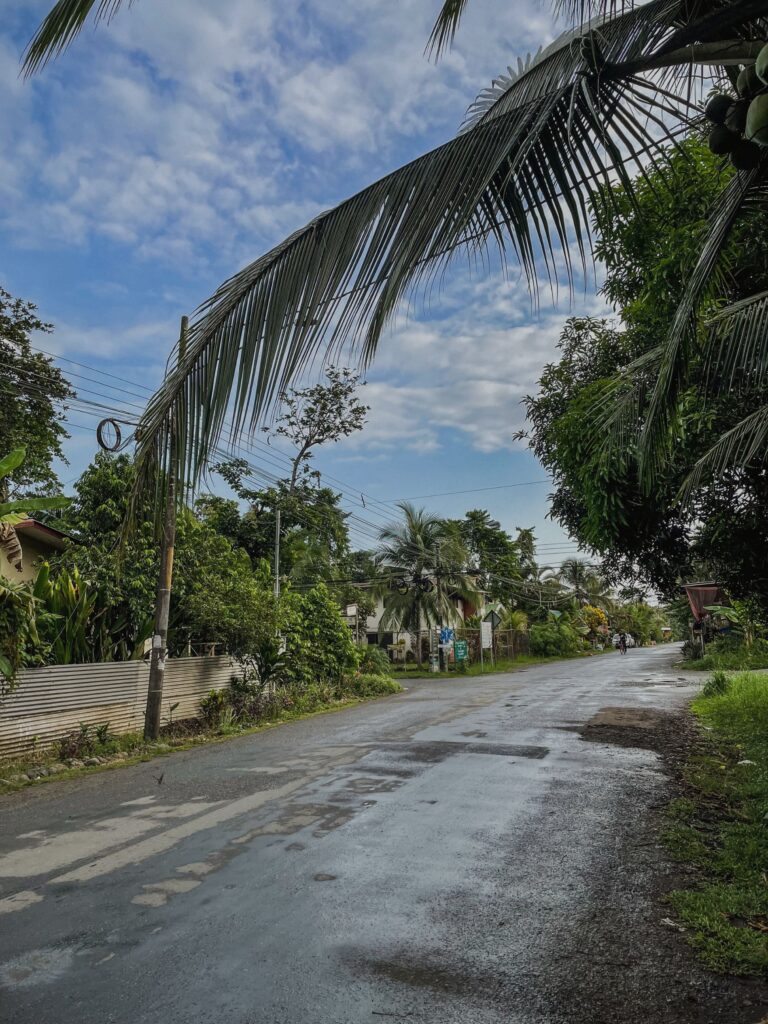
[{"left": 14, "top": 519, "right": 70, "bottom": 552}]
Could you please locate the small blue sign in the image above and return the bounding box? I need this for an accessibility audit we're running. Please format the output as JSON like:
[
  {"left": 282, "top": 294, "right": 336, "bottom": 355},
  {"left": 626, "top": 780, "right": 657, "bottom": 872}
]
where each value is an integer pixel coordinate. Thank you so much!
[{"left": 439, "top": 627, "right": 455, "bottom": 644}]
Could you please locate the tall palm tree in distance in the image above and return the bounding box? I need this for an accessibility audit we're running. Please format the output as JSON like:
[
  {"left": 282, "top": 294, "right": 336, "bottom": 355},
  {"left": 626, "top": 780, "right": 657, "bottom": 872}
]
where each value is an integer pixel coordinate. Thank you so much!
[{"left": 375, "top": 502, "right": 478, "bottom": 655}]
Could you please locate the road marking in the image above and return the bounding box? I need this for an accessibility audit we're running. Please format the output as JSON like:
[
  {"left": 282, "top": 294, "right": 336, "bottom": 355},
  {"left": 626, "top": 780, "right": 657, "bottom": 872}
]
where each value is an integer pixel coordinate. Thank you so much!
[{"left": 0, "top": 890, "right": 43, "bottom": 915}]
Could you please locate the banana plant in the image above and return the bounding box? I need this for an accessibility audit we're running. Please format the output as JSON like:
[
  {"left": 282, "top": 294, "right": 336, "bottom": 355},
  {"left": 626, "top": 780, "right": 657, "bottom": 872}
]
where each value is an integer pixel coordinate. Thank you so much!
[
  {"left": 704, "top": 600, "right": 759, "bottom": 647},
  {"left": 0, "top": 448, "right": 71, "bottom": 573}
]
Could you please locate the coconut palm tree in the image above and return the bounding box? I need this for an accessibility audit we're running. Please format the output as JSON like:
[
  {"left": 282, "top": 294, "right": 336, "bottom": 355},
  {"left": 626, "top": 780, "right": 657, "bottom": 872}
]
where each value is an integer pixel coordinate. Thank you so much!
[
  {"left": 375, "top": 502, "right": 478, "bottom": 651},
  {"left": 43, "top": 2, "right": 760, "bottom": 512},
  {"left": 557, "top": 558, "right": 595, "bottom": 602}
]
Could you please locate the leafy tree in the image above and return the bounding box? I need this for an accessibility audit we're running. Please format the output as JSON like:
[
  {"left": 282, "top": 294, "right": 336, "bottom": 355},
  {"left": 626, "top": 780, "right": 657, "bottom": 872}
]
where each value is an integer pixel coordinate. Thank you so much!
[
  {"left": 0, "top": 288, "right": 74, "bottom": 500},
  {"left": 449, "top": 509, "right": 524, "bottom": 605},
  {"left": 577, "top": 604, "right": 609, "bottom": 642},
  {"left": 529, "top": 620, "right": 581, "bottom": 658},
  {"left": 204, "top": 459, "right": 351, "bottom": 584},
  {"left": 524, "top": 138, "right": 768, "bottom": 602},
  {"left": 267, "top": 367, "right": 368, "bottom": 493},
  {"left": 282, "top": 582, "right": 358, "bottom": 687},
  {"left": 54, "top": 452, "right": 279, "bottom": 657}
]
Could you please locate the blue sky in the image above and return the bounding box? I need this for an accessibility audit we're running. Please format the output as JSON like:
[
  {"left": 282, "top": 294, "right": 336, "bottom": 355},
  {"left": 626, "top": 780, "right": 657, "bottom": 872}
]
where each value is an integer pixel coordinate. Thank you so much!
[{"left": 1, "top": 0, "right": 607, "bottom": 558}]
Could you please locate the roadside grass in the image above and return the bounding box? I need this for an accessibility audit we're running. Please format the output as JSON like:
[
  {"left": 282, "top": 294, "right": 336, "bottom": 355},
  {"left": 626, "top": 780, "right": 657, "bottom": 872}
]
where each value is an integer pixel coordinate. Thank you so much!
[
  {"left": 392, "top": 648, "right": 610, "bottom": 680},
  {"left": 683, "top": 650, "right": 768, "bottom": 672},
  {"left": 662, "top": 670, "right": 768, "bottom": 976},
  {"left": 0, "top": 673, "right": 403, "bottom": 793}
]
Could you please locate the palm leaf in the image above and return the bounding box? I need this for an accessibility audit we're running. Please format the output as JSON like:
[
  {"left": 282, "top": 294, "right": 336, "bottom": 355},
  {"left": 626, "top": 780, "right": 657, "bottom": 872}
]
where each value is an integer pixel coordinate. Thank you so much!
[
  {"left": 135, "top": 0, "right": 728, "bottom": 512},
  {"left": 596, "top": 165, "right": 762, "bottom": 477},
  {"left": 680, "top": 404, "right": 768, "bottom": 500},
  {"left": 21, "top": 0, "right": 128, "bottom": 76},
  {"left": 426, "top": 0, "right": 470, "bottom": 59},
  {"left": 704, "top": 289, "right": 768, "bottom": 388}
]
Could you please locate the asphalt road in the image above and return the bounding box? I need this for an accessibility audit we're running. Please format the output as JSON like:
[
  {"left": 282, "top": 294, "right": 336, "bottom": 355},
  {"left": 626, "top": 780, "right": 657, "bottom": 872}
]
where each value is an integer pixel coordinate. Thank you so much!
[{"left": 0, "top": 647, "right": 720, "bottom": 1023}]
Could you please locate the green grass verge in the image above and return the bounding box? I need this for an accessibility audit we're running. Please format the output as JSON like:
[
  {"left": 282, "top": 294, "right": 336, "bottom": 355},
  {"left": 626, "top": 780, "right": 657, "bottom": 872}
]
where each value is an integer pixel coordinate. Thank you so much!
[
  {"left": 662, "top": 670, "right": 768, "bottom": 976},
  {"left": 682, "top": 651, "right": 768, "bottom": 672}
]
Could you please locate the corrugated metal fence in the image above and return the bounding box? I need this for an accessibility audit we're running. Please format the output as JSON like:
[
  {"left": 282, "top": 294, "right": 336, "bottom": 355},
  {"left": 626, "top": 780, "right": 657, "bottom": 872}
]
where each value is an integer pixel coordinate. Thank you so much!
[{"left": 0, "top": 656, "right": 238, "bottom": 759}]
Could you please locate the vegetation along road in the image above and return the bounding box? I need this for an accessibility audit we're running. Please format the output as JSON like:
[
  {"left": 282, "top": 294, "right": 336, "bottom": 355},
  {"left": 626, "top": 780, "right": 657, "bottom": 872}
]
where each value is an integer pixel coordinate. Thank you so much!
[{"left": 0, "top": 646, "right": 760, "bottom": 1023}]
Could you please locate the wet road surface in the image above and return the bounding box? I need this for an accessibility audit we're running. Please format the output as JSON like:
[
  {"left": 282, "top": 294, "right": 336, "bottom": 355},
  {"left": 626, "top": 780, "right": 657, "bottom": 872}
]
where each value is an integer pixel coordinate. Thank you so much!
[{"left": 0, "top": 646, "right": 706, "bottom": 1022}]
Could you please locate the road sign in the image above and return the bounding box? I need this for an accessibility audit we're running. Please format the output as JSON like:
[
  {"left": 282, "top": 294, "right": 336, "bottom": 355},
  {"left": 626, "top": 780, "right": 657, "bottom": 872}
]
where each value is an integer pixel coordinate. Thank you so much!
[
  {"left": 440, "top": 627, "right": 455, "bottom": 645},
  {"left": 481, "top": 621, "right": 493, "bottom": 649},
  {"left": 454, "top": 639, "right": 468, "bottom": 661},
  {"left": 485, "top": 610, "right": 501, "bottom": 630}
]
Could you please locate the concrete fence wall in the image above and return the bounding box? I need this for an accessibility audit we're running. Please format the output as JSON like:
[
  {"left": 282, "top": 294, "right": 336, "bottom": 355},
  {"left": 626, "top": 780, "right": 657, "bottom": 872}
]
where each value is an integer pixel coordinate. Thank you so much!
[{"left": 0, "top": 656, "right": 238, "bottom": 760}]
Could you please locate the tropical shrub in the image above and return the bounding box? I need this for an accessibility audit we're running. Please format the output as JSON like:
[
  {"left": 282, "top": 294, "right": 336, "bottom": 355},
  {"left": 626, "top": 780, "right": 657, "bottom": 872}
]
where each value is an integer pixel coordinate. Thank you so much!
[
  {"left": 345, "top": 673, "right": 402, "bottom": 698},
  {"left": 57, "top": 721, "right": 117, "bottom": 760},
  {"left": 701, "top": 671, "right": 730, "bottom": 699},
  {"left": 688, "top": 638, "right": 768, "bottom": 673},
  {"left": 356, "top": 644, "right": 392, "bottom": 675},
  {"left": 0, "top": 575, "right": 47, "bottom": 693},
  {"left": 199, "top": 688, "right": 228, "bottom": 726},
  {"left": 283, "top": 582, "right": 357, "bottom": 687},
  {"left": 529, "top": 621, "right": 581, "bottom": 658},
  {"left": 681, "top": 639, "right": 703, "bottom": 662}
]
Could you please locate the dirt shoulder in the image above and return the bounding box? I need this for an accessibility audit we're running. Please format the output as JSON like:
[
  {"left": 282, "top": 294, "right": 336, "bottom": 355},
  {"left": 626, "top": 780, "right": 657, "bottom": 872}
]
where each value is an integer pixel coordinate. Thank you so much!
[{"left": 542, "top": 706, "right": 767, "bottom": 1024}]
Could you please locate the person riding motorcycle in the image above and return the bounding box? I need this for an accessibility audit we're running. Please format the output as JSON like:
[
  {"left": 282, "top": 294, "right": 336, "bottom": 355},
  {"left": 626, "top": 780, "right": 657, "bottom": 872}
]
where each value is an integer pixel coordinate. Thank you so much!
[{"left": 618, "top": 631, "right": 628, "bottom": 654}]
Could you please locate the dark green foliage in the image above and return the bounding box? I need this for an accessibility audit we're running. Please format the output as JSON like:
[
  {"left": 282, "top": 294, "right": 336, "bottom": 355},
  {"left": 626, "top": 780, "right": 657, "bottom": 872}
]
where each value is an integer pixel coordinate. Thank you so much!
[
  {"left": 57, "top": 721, "right": 116, "bottom": 760},
  {"left": 345, "top": 673, "right": 402, "bottom": 698},
  {"left": 203, "top": 461, "right": 351, "bottom": 585},
  {"left": 529, "top": 621, "right": 581, "bottom": 657},
  {"left": 0, "top": 287, "right": 74, "bottom": 500},
  {"left": 681, "top": 639, "right": 703, "bottom": 662},
  {"left": 523, "top": 138, "right": 768, "bottom": 602},
  {"left": 688, "top": 638, "right": 768, "bottom": 673},
  {"left": 356, "top": 644, "right": 392, "bottom": 675},
  {"left": 0, "top": 576, "right": 47, "bottom": 692},
  {"left": 701, "top": 670, "right": 730, "bottom": 698},
  {"left": 282, "top": 583, "right": 358, "bottom": 687}
]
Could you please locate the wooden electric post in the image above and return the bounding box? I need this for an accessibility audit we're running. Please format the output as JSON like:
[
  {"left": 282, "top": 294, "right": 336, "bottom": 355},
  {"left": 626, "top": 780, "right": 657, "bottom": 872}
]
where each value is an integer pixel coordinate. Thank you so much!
[{"left": 144, "top": 315, "right": 188, "bottom": 740}]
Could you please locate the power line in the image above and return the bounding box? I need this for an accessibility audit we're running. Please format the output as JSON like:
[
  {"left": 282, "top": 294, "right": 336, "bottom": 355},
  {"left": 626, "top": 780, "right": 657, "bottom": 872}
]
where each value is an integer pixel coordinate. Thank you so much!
[{"left": 382, "top": 479, "right": 551, "bottom": 501}]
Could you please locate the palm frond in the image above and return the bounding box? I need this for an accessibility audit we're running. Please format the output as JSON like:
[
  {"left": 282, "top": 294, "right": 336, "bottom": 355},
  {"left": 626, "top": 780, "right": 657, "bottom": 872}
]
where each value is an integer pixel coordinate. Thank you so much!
[
  {"left": 704, "top": 289, "right": 768, "bottom": 388},
  {"left": 681, "top": 404, "right": 768, "bottom": 500},
  {"left": 133, "top": 0, "right": 765, "bottom": 513},
  {"left": 638, "top": 167, "right": 760, "bottom": 481},
  {"left": 22, "top": 0, "right": 127, "bottom": 76},
  {"left": 426, "top": 0, "right": 470, "bottom": 59}
]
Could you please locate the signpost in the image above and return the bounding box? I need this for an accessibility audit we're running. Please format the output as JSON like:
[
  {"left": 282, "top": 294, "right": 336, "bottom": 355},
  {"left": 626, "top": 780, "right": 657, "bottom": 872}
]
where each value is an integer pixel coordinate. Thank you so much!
[{"left": 454, "top": 639, "right": 468, "bottom": 662}]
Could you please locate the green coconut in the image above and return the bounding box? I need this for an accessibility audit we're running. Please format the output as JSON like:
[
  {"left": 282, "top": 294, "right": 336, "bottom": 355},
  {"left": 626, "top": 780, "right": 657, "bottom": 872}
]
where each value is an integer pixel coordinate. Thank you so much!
[
  {"left": 725, "top": 98, "right": 749, "bottom": 133},
  {"left": 737, "top": 64, "right": 761, "bottom": 98},
  {"left": 709, "top": 125, "right": 738, "bottom": 155},
  {"left": 747, "top": 94, "right": 768, "bottom": 147},
  {"left": 705, "top": 93, "right": 733, "bottom": 125},
  {"left": 756, "top": 41, "right": 768, "bottom": 84},
  {"left": 731, "top": 139, "right": 761, "bottom": 170}
]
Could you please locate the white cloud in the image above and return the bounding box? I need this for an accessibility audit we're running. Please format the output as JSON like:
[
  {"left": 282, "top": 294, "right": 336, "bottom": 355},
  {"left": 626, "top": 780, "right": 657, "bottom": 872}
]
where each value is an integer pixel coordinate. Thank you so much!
[
  {"left": 336, "top": 276, "right": 610, "bottom": 455},
  {"left": 2, "top": 0, "right": 561, "bottom": 266}
]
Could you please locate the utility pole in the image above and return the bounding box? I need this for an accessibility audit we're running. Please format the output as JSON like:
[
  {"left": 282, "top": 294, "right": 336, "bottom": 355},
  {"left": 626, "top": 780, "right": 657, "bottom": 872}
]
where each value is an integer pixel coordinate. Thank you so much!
[
  {"left": 436, "top": 540, "right": 446, "bottom": 672},
  {"left": 144, "top": 315, "right": 188, "bottom": 741},
  {"left": 273, "top": 506, "right": 281, "bottom": 599}
]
